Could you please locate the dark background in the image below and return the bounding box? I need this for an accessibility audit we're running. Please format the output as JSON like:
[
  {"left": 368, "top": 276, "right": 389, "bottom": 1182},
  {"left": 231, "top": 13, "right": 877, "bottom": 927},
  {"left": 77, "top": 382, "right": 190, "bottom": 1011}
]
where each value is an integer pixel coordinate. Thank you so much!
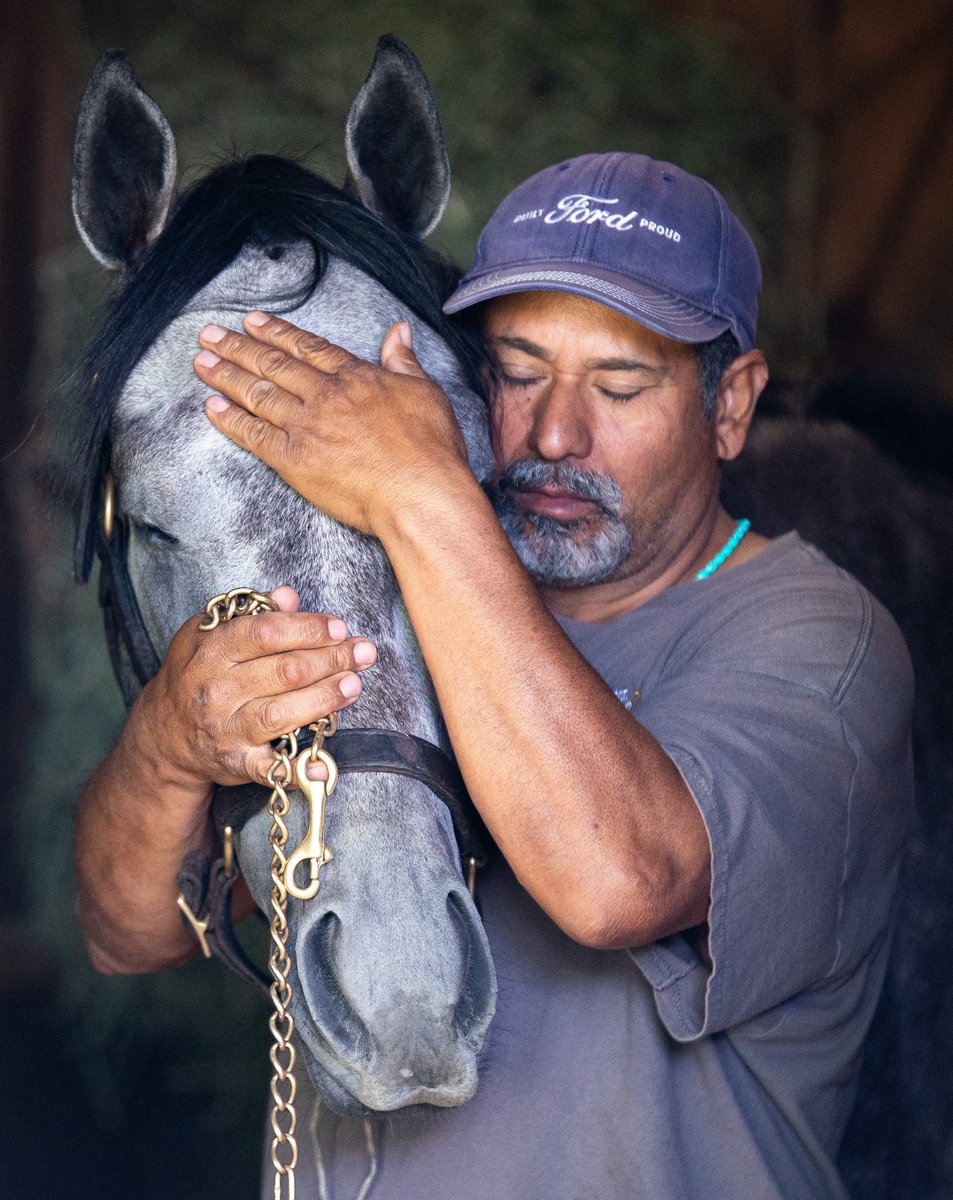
[{"left": 1, "top": 1, "right": 951, "bottom": 1196}]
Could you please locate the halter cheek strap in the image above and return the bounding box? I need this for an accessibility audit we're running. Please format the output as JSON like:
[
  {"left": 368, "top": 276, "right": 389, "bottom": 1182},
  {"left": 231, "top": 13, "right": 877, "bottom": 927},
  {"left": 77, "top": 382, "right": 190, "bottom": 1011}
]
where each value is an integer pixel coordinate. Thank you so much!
[
  {"left": 177, "top": 849, "right": 270, "bottom": 992},
  {"left": 76, "top": 466, "right": 162, "bottom": 706},
  {"left": 98, "top": 494, "right": 163, "bottom": 700}
]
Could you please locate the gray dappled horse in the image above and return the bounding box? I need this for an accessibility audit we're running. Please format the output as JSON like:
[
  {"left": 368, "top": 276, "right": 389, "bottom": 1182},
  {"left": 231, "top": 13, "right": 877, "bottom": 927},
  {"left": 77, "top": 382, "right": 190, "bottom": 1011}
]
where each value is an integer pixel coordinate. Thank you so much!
[{"left": 71, "top": 40, "right": 496, "bottom": 1118}]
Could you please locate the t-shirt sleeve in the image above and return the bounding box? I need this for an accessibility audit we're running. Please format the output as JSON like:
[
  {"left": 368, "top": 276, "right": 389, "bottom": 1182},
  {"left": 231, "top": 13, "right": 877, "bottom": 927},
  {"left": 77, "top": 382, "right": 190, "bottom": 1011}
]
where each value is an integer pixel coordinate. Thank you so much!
[{"left": 627, "top": 583, "right": 913, "bottom": 1041}]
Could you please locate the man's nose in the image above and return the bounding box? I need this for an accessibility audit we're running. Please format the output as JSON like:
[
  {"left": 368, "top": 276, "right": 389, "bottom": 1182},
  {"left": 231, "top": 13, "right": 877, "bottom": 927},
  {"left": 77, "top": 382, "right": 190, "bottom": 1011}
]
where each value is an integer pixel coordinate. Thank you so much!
[{"left": 527, "top": 382, "right": 592, "bottom": 462}]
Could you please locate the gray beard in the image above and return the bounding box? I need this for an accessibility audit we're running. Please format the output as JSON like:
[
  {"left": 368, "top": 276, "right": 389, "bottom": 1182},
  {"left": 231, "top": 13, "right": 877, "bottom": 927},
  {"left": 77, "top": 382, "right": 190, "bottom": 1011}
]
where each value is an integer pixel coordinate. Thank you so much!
[{"left": 488, "top": 460, "right": 633, "bottom": 588}]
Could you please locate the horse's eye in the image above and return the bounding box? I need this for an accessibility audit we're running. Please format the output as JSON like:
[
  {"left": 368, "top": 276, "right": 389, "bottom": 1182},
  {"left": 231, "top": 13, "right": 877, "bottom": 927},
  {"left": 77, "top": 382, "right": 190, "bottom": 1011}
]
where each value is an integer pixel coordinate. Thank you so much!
[{"left": 134, "top": 520, "right": 179, "bottom": 546}]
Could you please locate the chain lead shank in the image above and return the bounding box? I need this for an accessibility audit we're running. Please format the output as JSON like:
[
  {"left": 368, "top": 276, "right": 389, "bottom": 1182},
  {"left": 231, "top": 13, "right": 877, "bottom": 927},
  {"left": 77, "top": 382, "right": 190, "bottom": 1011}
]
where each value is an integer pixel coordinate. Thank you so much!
[
  {"left": 266, "top": 751, "right": 299, "bottom": 1200},
  {"left": 196, "top": 588, "right": 339, "bottom": 1200}
]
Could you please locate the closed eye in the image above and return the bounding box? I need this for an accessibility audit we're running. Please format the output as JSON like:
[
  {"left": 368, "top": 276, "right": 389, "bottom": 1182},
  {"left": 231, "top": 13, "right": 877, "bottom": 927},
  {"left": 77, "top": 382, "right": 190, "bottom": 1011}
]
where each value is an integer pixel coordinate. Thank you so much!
[
  {"left": 501, "top": 373, "right": 541, "bottom": 389},
  {"left": 597, "top": 386, "right": 642, "bottom": 402},
  {"left": 133, "top": 520, "right": 179, "bottom": 545}
]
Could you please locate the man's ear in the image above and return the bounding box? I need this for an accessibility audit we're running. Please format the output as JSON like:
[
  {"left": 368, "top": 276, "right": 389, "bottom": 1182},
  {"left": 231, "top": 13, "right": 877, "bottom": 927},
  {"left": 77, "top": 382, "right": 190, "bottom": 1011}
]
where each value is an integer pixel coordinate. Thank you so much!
[{"left": 713, "top": 350, "right": 768, "bottom": 461}]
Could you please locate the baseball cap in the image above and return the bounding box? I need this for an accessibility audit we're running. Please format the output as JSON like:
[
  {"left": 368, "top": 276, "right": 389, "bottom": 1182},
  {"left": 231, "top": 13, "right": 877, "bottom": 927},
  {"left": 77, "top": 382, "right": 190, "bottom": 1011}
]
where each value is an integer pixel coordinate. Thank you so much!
[{"left": 443, "top": 152, "right": 761, "bottom": 352}]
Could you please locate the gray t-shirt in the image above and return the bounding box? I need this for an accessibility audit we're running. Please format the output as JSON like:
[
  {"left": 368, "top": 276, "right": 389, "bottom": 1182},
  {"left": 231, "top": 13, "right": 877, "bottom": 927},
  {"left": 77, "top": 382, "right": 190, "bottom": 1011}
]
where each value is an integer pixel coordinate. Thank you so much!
[{"left": 281, "top": 533, "right": 913, "bottom": 1200}]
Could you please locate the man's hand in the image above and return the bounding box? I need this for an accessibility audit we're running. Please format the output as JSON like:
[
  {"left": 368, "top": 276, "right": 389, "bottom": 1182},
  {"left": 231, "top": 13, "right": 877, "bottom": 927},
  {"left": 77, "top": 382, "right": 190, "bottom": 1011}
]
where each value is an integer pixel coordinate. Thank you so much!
[
  {"left": 141, "top": 585, "right": 377, "bottom": 789},
  {"left": 74, "top": 587, "right": 377, "bottom": 973},
  {"left": 193, "top": 314, "right": 472, "bottom": 539}
]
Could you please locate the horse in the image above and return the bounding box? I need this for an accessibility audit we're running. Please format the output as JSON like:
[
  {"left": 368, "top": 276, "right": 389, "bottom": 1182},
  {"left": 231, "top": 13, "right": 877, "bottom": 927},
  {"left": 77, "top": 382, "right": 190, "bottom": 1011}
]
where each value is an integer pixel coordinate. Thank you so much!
[{"left": 70, "top": 38, "right": 498, "bottom": 1123}]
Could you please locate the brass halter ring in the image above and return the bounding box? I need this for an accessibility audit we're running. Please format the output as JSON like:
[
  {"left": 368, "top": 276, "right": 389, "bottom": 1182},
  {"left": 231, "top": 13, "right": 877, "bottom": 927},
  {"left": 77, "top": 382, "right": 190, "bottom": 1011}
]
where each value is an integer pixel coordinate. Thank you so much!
[{"left": 102, "top": 473, "right": 117, "bottom": 541}]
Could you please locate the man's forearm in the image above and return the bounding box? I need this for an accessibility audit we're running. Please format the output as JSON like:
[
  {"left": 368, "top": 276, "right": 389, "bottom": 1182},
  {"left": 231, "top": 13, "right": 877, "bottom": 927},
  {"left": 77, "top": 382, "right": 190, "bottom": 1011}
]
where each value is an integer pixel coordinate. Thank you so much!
[
  {"left": 74, "top": 700, "right": 213, "bottom": 973},
  {"left": 380, "top": 470, "right": 712, "bottom": 949}
]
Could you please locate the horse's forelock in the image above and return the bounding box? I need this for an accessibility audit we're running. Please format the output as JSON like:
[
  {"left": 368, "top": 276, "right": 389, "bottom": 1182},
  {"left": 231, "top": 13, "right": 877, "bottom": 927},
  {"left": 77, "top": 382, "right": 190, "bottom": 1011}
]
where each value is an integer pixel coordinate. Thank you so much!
[{"left": 68, "top": 154, "right": 487, "bottom": 505}]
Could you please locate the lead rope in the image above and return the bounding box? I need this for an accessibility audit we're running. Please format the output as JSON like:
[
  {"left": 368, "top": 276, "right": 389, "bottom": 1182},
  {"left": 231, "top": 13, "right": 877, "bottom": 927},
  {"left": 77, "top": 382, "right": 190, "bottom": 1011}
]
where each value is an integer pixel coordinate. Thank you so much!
[
  {"left": 199, "top": 588, "right": 339, "bottom": 1200},
  {"left": 309, "top": 1098, "right": 378, "bottom": 1200}
]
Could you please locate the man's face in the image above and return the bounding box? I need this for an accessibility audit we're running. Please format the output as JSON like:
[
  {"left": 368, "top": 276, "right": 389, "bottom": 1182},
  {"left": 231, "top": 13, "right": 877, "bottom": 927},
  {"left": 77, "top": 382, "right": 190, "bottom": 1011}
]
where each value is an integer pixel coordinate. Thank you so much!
[{"left": 483, "top": 290, "right": 721, "bottom": 592}]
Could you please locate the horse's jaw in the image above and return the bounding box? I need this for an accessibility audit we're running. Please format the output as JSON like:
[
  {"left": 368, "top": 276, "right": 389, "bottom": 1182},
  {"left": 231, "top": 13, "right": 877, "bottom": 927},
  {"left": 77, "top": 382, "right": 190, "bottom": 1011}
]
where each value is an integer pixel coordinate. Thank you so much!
[{"left": 239, "top": 776, "right": 497, "bottom": 1116}]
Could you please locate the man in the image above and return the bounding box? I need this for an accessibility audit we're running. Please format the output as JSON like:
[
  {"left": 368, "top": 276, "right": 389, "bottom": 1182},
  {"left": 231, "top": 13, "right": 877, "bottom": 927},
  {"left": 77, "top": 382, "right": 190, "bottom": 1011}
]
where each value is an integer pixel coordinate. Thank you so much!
[{"left": 75, "top": 153, "right": 912, "bottom": 1198}]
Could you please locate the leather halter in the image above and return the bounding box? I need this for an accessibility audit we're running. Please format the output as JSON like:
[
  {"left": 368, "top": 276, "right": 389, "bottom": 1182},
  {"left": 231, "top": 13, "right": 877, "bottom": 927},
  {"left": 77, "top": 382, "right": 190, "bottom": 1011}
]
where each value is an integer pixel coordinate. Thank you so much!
[{"left": 76, "top": 461, "right": 492, "bottom": 995}]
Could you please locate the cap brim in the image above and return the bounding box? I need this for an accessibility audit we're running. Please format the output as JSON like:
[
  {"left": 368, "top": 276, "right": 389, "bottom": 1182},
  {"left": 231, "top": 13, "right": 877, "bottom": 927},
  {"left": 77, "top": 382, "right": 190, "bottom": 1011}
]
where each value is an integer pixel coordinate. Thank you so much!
[{"left": 443, "top": 261, "right": 733, "bottom": 347}]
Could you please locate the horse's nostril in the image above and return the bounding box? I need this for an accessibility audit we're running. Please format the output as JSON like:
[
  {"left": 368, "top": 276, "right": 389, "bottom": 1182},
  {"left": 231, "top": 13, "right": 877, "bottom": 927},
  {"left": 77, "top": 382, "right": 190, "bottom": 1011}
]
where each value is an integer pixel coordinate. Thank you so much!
[
  {"left": 448, "top": 889, "right": 495, "bottom": 1045},
  {"left": 304, "top": 911, "right": 368, "bottom": 1057}
]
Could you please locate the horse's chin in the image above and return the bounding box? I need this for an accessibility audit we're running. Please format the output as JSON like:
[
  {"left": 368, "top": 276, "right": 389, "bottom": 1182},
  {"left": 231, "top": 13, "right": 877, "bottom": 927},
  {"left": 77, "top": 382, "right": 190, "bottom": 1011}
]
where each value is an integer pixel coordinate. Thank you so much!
[{"left": 301, "top": 1041, "right": 480, "bottom": 1118}]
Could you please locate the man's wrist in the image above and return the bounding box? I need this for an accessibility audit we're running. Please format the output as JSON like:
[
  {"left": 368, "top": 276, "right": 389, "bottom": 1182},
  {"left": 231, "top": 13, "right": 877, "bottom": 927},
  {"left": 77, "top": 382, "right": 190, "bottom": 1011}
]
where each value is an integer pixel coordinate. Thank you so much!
[
  {"left": 375, "top": 460, "right": 491, "bottom": 549},
  {"left": 116, "top": 685, "right": 215, "bottom": 828}
]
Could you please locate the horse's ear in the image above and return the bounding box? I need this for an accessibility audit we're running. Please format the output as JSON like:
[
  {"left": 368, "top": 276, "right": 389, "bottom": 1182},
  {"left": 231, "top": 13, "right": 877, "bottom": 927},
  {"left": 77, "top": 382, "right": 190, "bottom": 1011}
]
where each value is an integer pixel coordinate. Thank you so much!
[
  {"left": 345, "top": 35, "right": 451, "bottom": 240},
  {"left": 72, "top": 50, "right": 177, "bottom": 271}
]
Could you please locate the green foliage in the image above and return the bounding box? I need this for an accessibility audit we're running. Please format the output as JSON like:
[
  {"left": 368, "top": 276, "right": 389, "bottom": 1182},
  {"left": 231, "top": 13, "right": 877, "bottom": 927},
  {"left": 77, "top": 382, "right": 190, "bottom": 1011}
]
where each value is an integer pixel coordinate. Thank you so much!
[{"left": 71, "top": 0, "right": 808, "bottom": 363}]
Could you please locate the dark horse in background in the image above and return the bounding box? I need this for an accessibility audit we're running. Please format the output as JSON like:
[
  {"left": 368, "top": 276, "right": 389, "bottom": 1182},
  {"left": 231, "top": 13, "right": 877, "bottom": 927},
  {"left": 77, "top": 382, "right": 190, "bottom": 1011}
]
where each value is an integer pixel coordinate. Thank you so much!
[
  {"left": 70, "top": 33, "right": 952, "bottom": 1200},
  {"left": 723, "top": 394, "right": 953, "bottom": 1199}
]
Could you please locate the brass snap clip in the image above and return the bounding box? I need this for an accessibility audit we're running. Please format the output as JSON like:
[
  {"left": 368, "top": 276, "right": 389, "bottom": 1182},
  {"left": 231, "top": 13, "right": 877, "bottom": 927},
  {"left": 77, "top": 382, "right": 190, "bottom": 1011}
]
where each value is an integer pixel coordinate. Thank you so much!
[{"left": 284, "top": 747, "right": 337, "bottom": 900}]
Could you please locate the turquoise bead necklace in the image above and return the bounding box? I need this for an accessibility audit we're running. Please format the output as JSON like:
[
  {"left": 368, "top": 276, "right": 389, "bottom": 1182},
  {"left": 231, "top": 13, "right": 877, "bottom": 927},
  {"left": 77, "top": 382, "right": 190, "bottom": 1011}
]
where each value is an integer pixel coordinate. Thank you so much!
[{"left": 695, "top": 518, "right": 751, "bottom": 581}]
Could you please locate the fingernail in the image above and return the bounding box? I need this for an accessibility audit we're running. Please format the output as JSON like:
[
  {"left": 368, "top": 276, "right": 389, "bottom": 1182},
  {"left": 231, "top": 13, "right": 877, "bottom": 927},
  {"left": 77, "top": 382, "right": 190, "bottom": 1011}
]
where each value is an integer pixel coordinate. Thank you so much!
[
  {"left": 397, "top": 321, "right": 413, "bottom": 348},
  {"left": 306, "top": 760, "right": 330, "bottom": 782},
  {"left": 201, "top": 325, "right": 227, "bottom": 343},
  {"left": 245, "top": 311, "right": 269, "bottom": 327},
  {"left": 354, "top": 640, "right": 377, "bottom": 666},
  {"left": 195, "top": 349, "right": 221, "bottom": 368},
  {"left": 206, "top": 394, "right": 229, "bottom": 412},
  {"left": 339, "top": 673, "right": 362, "bottom": 698},
  {"left": 327, "top": 618, "right": 349, "bottom": 640}
]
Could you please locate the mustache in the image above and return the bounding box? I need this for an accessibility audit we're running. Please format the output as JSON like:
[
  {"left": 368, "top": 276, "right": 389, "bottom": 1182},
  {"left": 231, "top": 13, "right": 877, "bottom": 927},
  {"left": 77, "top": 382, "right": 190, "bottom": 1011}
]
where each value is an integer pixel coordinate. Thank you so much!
[{"left": 494, "top": 460, "right": 624, "bottom": 519}]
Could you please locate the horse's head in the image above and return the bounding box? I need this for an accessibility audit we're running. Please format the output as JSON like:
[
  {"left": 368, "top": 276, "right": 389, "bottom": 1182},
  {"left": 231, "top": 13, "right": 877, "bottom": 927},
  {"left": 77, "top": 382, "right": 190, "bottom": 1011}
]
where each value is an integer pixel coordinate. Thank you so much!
[{"left": 71, "top": 39, "right": 496, "bottom": 1115}]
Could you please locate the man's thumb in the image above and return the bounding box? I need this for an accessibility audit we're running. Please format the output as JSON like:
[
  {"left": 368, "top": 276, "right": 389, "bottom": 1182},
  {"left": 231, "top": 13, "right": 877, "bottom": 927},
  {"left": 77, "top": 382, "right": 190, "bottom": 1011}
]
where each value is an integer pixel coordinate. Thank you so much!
[{"left": 381, "top": 321, "right": 427, "bottom": 378}]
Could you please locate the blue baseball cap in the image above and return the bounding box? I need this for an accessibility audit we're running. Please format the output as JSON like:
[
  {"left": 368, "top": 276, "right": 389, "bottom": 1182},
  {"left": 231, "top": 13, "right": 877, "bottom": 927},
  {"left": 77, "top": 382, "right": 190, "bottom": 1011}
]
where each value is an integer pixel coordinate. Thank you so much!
[{"left": 443, "top": 152, "right": 761, "bottom": 352}]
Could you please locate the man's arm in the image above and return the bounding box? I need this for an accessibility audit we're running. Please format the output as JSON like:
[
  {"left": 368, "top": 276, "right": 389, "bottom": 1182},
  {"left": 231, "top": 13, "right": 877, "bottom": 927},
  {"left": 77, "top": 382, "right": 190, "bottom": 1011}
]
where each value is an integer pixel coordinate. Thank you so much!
[
  {"left": 76, "top": 709, "right": 215, "bottom": 974},
  {"left": 381, "top": 479, "right": 712, "bottom": 948},
  {"left": 197, "top": 319, "right": 712, "bottom": 949},
  {"left": 75, "top": 589, "right": 377, "bottom": 972}
]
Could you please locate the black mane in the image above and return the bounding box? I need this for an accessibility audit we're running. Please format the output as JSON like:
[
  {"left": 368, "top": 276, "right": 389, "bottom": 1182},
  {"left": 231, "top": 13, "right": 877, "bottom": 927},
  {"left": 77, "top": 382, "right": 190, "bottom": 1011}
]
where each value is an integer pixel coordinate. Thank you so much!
[{"left": 72, "top": 154, "right": 486, "bottom": 499}]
